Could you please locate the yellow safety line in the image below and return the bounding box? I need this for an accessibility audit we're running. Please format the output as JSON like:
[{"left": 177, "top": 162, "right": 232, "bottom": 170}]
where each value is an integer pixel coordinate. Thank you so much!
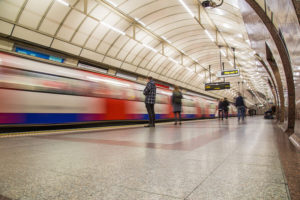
[{"left": 0, "top": 119, "right": 214, "bottom": 138}]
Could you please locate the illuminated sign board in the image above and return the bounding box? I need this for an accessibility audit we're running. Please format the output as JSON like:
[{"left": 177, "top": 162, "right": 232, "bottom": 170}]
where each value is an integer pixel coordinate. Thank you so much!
[
  {"left": 205, "top": 82, "right": 230, "bottom": 91},
  {"left": 216, "top": 69, "right": 240, "bottom": 78},
  {"left": 15, "top": 47, "right": 64, "bottom": 63}
]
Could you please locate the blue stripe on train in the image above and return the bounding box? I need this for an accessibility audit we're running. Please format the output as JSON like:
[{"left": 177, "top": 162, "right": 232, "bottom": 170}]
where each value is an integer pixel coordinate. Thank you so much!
[
  {"left": 141, "top": 114, "right": 168, "bottom": 120},
  {"left": 1, "top": 113, "right": 104, "bottom": 124},
  {"left": 1, "top": 113, "right": 215, "bottom": 125},
  {"left": 25, "top": 113, "right": 82, "bottom": 124}
]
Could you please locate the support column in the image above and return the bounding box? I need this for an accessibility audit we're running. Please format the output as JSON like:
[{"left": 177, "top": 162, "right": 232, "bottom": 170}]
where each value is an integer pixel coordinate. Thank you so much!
[
  {"left": 257, "top": 55, "right": 281, "bottom": 122},
  {"left": 245, "top": 0, "right": 295, "bottom": 133},
  {"left": 265, "top": 44, "right": 285, "bottom": 123}
]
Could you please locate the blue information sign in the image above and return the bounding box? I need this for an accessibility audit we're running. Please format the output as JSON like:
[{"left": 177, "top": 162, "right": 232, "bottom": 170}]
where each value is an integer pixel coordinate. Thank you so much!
[{"left": 15, "top": 47, "right": 64, "bottom": 63}]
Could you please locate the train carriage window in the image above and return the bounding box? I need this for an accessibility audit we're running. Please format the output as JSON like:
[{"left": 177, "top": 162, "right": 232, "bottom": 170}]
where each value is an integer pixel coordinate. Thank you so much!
[
  {"left": 156, "top": 94, "right": 169, "bottom": 104},
  {"left": 182, "top": 98, "right": 195, "bottom": 107}
]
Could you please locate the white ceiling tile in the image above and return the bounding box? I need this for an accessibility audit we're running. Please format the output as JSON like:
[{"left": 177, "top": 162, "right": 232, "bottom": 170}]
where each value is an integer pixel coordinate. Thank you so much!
[
  {"left": 121, "top": 62, "right": 137, "bottom": 72},
  {"left": 103, "top": 56, "right": 122, "bottom": 68},
  {"left": 39, "top": 19, "right": 60, "bottom": 35},
  {"left": 25, "top": 0, "right": 51, "bottom": 15},
  {"left": 45, "top": 1, "right": 70, "bottom": 23},
  {"left": 0, "top": 20, "right": 14, "bottom": 35},
  {"left": 136, "top": 68, "right": 149, "bottom": 76},
  {"left": 18, "top": 10, "right": 41, "bottom": 29},
  {"left": 12, "top": 26, "right": 52, "bottom": 46},
  {"left": 72, "top": 32, "right": 88, "bottom": 46},
  {"left": 80, "top": 49, "right": 104, "bottom": 62},
  {"left": 63, "top": 9, "right": 85, "bottom": 28},
  {"left": 51, "top": 39, "right": 81, "bottom": 55},
  {"left": 0, "top": 0, "right": 25, "bottom": 21},
  {"left": 90, "top": 5, "right": 111, "bottom": 21},
  {"left": 75, "top": 0, "right": 97, "bottom": 13},
  {"left": 78, "top": 17, "right": 98, "bottom": 34},
  {"left": 57, "top": 26, "right": 74, "bottom": 41},
  {"left": 85, "top": 36, "right": 100, "bottom": 50},
  {"left": 96, "top": 41, "right": 111, "bottom": 55}
]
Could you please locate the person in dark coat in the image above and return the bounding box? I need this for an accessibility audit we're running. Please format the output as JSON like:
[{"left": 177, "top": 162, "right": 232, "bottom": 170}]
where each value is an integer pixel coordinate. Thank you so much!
[
  {"left": 218, "top": 99, "right": 224, "bottom": 120},
  {"left": 235, "top": 92, "right": 245, "bottom": 121},
  {"left": 172, "top": 86, "right": 183, "bottom": 125},
  {"left": 223, "top": 98, "right": 229, "bottom": 119},
  {"left": 143, "top": 76, "right": 156, "bottom": 127}
]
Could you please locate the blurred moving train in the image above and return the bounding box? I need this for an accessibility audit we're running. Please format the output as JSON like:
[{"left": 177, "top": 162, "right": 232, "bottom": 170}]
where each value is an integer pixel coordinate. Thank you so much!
[{"left": 0, "top": 52, "right": 237, "bottom": 126}]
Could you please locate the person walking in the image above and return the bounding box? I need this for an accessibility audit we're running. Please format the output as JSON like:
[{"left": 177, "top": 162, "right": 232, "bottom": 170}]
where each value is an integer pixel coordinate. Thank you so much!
[
  {"left": 223, "top": 97, "right": 229, "bottom": 119},
  {"left": 172, "top": 86, "right": 183, "bottom": 125},
  {"left": 143, "top": 76, "right": 156, "bottom": 127},
  {"left": 218, "top": 99, "right": 224, "bottom": 120},
  {"left": 235, "top": 92, "right": 245, "bottom": 122}
]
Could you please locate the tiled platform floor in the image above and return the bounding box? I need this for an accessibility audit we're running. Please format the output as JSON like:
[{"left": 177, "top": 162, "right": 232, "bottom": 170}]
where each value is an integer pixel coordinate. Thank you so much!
[{"left": 0, "top": 117, "right": 299, "bottom": 200}]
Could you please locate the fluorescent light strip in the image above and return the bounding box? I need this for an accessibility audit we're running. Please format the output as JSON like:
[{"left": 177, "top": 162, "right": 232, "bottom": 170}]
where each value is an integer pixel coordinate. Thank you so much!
[
  {"left": 101, "top": 22, "right": 125, "bottom": 35},
  {"left": 56, "top": 0, "right": 69, "bottom": 6},
  {"left": 134, "top": 18, "right": 146, "bottom": 27},
  {"left": 220, "top": 49, "right": 226, "bottom": 57},
  {"left": 105, "top": 0, "right": 117, "bottom": 7},
  {"left": 162, "top": 36, "right": 172, "bottom": 44},
  {"left": 178, "top": 0, "right": 195, "bottom": 17},
  {"left": 186, "top": 67, "right": 193, "bottom": 71},
  {"left": 204, "top": 30, "right": 214, "bottom": 42},
  {"left": 143, "top": 43, "right": 158, "bottom": 53},
  {"left": 169, "top": 57, "right": 178, "bottom": 64}
]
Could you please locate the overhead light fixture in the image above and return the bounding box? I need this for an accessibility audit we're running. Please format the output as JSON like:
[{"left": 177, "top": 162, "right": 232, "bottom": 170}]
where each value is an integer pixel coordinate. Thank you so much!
[
  {"left": 105, "top": 0, "right": 117, "bottom": 7},
  {"left": 186, "top": 67, "right": 193, "bottom": 72},
  {"left": 246, "top": 39, "right": 251, "bottom": 46},
  {"left": 134, "top": 18, "right": 146, "bottom": 27},
  {"left": 56, "top": 0, "right": 69, "bottom": 6},
  {"left": 143, "top": 43, "right": 158, "bottom": 53},
  {"left": 162, "top": 36, "right": 172, "bottom": 44},
  {"left": 220, "top": 49, "right": 226, "bottom": 57},
  {"left": 222, "top": 23, "right": 231, "bottom": 29},
  {"left": 204, "top": 29, "right": 215, "bottom": 42},
  {"left": 178, "top": 0, "right": 195, "bottom": 17},
  {"left": 169, "top": 57, "right": 179, "bottom": 64},
  {"left": 192, "top": 58, "right": 198, "bottom": 62},
  {"left": 101, "top": 22, "right": 125, "bottom": 35}
]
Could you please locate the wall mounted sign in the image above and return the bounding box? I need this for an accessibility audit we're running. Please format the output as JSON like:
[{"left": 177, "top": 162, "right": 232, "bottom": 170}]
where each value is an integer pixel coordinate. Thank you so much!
[{"left": 15, "top": 47, "right": 64, "bottom": 63}]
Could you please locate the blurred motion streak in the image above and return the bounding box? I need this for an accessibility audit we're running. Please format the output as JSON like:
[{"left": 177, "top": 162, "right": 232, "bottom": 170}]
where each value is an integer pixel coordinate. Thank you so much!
[{"left": 0, "top": 52, "right": 237, "bottom": 125}]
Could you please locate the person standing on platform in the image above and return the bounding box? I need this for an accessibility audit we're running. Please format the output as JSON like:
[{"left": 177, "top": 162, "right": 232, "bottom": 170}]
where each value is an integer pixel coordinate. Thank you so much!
[
  {"left": 218, "top": 99, "right": 224, "bottom": 120},
  {"left": 172, "top": 86, "right": 183, "bottom": 125},
  {"left": 143, "top": 76, "right": 156, "bottom": 127},
  {"left": 223, "top": 97, "right": 229, "bottom": 119},
  {"left": 235, "top": 92, "right": 245, "bottom": 122}
]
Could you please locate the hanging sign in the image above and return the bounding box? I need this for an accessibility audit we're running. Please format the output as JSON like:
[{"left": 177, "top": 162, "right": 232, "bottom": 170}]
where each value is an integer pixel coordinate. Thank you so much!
[
  {"left": 205, "top": 82, "right": 230, "bottom": 91},
  {"left": 216, "top": 69, "right": 240, "bottom": 78}
]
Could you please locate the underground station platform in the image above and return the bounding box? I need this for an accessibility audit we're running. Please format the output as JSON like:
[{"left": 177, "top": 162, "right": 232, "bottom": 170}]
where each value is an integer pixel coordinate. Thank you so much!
[
  {"left": 0, "top": 0, "right": 300, "bottom": 199},
  {"left": 0, "top": 117, "right": 299, "bottom": 200}
]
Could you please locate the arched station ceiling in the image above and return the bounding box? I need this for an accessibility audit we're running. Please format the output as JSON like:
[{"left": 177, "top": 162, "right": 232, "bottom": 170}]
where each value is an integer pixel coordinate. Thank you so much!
[{"left": 0, "top": 0, "right": 273, "bottom": 105}]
